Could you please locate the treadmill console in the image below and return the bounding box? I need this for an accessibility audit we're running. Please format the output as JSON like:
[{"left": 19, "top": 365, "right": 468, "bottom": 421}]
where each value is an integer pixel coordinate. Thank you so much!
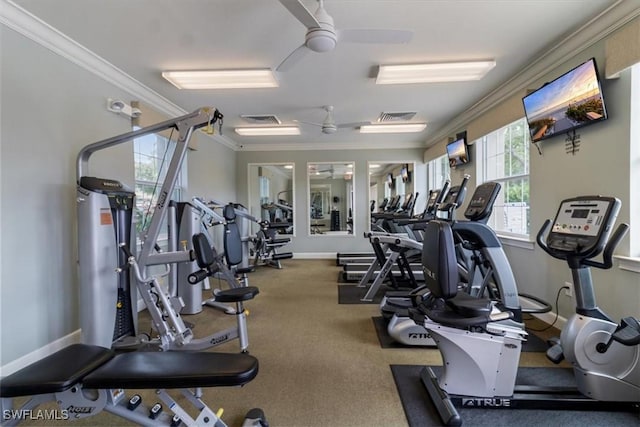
[{"left": 546, "top": 196, "right": 620, "bottom": 257}]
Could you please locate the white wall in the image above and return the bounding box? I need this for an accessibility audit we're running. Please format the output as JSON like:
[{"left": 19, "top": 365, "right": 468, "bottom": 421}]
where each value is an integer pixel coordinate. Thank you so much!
[
  {"left": 0, "top": 26, "right": 237, "bottom": 368},
  {"left": 1, "top": 27, "right": 135, "bottom": 365},
  {"left": 424, "top": 41, "right": 639, "bottom": 324}
]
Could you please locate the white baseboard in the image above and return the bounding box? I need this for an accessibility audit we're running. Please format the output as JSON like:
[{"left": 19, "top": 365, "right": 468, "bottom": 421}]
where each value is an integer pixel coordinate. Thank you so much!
[
  {"left": 292, "top": 252, "right": 336, "bottom": 259},
  {"left": 0, "top": 330, "right": 81, "bottom": 377}
]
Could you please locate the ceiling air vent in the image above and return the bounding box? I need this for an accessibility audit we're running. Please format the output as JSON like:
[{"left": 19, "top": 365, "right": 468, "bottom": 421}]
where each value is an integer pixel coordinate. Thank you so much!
[
  {"left": 377, "top": 111, "right": 417, "bottom": 122},
  {"left": 240, "top": 114, "right": 282, "bottom": 125}
]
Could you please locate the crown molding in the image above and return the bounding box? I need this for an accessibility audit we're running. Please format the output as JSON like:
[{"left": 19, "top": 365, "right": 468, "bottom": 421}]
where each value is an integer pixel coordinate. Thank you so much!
[
  {"left": 0, "top": 0, "right": 238, "bottom": 151},
  {"left": 423, "top": 0, "right": 640, "bottom": 147}
]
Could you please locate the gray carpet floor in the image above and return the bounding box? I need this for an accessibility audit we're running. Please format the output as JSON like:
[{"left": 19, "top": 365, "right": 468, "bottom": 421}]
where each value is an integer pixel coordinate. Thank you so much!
[{"left": 11, "top": 259, "right": 621, "bottom": 427}]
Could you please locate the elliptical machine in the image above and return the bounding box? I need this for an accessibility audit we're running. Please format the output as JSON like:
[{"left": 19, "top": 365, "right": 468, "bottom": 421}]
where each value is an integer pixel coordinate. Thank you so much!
[{"left": 411, "top": 195, "right": 639, "bottom": 426}]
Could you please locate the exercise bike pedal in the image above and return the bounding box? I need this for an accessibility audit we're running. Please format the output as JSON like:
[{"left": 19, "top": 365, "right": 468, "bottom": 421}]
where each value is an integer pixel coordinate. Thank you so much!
[
  {"left": 613, "top": 316, "right": 640, "bottom": 345},
  {"left": 546, "top": 342, "right": 565, "bottom": 364}
]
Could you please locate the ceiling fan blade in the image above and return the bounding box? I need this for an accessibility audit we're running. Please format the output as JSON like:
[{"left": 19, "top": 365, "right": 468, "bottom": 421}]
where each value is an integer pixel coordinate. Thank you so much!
[
  {"left": 338, "top": 29, "right": 413, "bottom": 44},
  {"left": 293, "top": 119, "right": 323, "bottom": 127},
  {"left": 278, "top": 0, "right": 320, "bottom": 29},
  {"left": 336, "top": 121, "right": 370, "bottom": 129},
  {"left": 276, "top": 44, "right": 309, "bottom": 72}
]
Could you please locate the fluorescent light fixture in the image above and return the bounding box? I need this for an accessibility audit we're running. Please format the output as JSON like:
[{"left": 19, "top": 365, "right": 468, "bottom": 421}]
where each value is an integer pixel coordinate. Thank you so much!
[
  {"left": 360, "top": 123, "right": 427, "bottom": 134},
  {"left": 376, "top": 61, "right": 496, "bottom": 84},
  {"left": 284, "top": 165, "right": 294, "bottom": 169},
  {"left": 162, "top": 69, "right": 278, "bottom": 89},
  {"left": 234, "top": 126, "right": 300, "bottom": 136},
  {"left": 369, "top": 164, "right": 381, "bottom": 168}
]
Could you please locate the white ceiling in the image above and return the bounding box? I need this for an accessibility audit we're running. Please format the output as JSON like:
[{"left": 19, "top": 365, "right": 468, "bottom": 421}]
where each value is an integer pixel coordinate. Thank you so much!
[{"left": 10, "top": 0, "right": 630, "bottom": 150}]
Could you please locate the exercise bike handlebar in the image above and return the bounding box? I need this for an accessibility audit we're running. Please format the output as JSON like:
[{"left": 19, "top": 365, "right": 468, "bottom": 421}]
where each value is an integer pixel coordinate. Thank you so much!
[
  {"left": 536, "top": 219, "right": 629, "bottom": 270},
  {"left": 583, "top": 222, "right": 629, "bottom": 270}
]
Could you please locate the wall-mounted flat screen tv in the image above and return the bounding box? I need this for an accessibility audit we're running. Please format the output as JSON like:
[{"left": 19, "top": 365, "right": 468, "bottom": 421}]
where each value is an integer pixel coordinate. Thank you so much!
[
  {"left": 446, "top": 138, "right": 469, "bottom": 167},
  {"left": 522, "top": 58, "right": 608, "bottom": 143},
  {"left": 386, "top": 173, "right": 394, "bottom": 189}
]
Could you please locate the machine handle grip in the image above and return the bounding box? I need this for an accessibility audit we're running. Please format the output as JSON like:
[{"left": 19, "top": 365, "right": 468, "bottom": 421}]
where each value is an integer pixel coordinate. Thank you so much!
[
  {"left": 188, "top": 269, "right": 209, "bottom": 285},
  {"left": 583, "top": 223, "right": 629, "bottom": 270},
  {"left": 435, "top": 180, "right": 451, "bottom": 206},
  {"left": 535, "top": 219, "right": 556, "bottom": 257}
]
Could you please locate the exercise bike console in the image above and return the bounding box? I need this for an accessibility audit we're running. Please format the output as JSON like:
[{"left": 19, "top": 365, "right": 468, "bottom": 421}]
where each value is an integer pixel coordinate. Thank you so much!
[{"left": 539, "top": 196, "right": 621, "bottom": 262}]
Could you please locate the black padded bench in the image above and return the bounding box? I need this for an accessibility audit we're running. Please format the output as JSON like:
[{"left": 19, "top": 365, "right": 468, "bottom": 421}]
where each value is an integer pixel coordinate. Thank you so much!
[{"left": 0, "top": 344, "right": 261, "bottom": 426}]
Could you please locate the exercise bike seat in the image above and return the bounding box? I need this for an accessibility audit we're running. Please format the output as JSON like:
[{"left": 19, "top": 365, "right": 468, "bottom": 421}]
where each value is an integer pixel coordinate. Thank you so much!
[
  {"left": 0, "top": 344, "right": 114, "bottom": 397},
  {"left": 447, "top": 291, "right": 493, "bottom": 317},
  {"left": 83, "top": 350, "right": 259, "bottom": 389}
]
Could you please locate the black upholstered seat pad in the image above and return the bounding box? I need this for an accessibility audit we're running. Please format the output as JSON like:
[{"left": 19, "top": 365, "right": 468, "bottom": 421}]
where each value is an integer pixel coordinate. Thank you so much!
[
  {"left": 83, "top": 351, "right": 259, "bottom": 389},
  {"left": 267, "top": 238, "right": 290, "bottom": 245},
  {"left": 0, "top": 344, "right": 114, "bottom": 397},
  {"left": 215, "top": 286, "right": 259, "bottom": 302}
]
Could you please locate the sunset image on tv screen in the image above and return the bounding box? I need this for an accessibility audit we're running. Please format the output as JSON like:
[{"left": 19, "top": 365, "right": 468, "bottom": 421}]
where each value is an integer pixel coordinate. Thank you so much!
[{"left": 523, "top": 59, "right": 606, "bottom": 142}]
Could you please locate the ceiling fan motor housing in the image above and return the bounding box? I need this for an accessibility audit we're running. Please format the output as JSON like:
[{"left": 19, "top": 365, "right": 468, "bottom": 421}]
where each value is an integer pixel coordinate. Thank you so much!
[
  {"left": 322, "top": 124, "right": 338, "bottom": 134},
  {"left": 305, "top": 5, "right": 336, "bottom": 52}
]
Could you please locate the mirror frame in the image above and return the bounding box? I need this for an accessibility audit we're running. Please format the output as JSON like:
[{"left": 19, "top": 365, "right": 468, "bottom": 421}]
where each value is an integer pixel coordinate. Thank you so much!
[
  {"left": 247, "top": 162, "right": 295, "bottom": 236},
  {"left": 307, "top": 161, "right": 356, "bottom": 237}
]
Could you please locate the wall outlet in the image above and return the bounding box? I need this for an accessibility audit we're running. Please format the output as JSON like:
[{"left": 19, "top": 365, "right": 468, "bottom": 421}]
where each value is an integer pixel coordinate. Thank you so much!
[{"left": 564, "top": 281, "right": 573, "bottom": 297}]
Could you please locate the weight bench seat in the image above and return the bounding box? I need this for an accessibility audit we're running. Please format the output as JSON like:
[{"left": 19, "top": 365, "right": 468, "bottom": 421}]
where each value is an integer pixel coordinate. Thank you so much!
[
  {"left": 267, "top": 238, "right": 290, "bottom": 245},
  {"left": 0, "top": 344, "right": 114, "bottom": 398},
  {"left": 1, "top": 344, "right": 259, "bottom": 399},
  {"left": 214, "top": 286, "right": 259, "bottom": 303},
  {"left": 83, "top": 350, "right": 259, "bottom": 389}
]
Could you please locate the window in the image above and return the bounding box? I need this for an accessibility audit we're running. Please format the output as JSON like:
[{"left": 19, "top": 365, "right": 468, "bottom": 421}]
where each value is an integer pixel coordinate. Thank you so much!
[
  {"left": 133, "top": 131, "right": 187, "bottom": 248},
  {"left": 427, "top": 154, "right": 450, "bottom": 191},
  {"left": 259, "top": 175, "right": 270, "bottom": 205},
  {"left": 395, "top": 175, "right": 405, "bottom": 198},
  {"left": 476, "top": 118, "right": 530, "bottom": 237},
  {"left": 630, "top": 62, "right": 640, "bottom": 257}
]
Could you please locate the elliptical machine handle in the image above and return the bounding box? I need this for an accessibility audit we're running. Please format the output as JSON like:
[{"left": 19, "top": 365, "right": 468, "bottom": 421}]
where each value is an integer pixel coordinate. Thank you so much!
[
  {"left": 454, "top": 174, "right": 471, "bottom": 208},
  {"left": 583, "top": 223, "right": 629, "bottom": 270}
]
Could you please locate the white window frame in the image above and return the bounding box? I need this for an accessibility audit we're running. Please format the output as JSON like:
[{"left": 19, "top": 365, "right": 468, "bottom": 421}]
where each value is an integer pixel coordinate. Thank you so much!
[
  {"left": 475, "top": 117, "right": 531, "bottom": 239},
  {"left": 133, "top": 131, "right": 187, "bottom": 250},
  {"left": 618, "top": 62, "right": 640, "bottom": 272},
  {"left": 427, "top": 154, "right": 450, "bottom": 191}
]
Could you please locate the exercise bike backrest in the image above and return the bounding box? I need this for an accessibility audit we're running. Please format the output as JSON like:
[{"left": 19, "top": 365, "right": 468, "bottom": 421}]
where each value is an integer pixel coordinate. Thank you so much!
[{"left": 536, "top": 196, "right": 629, "bottom": 270}]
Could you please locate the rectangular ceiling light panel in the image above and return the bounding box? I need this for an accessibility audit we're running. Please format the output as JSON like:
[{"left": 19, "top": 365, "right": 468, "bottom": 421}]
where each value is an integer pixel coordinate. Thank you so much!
[
  {"left": 234, "top": 126, "right": 300, "bottom": 136},
  {"left": 162, "top": 69, "right": 278, "bottom": 89},
  {"left": 376, "top": 61, "right": 496, "bottom": 84},
  {"left": 360, "top": 123, "right": 427, "bottom": 133}
]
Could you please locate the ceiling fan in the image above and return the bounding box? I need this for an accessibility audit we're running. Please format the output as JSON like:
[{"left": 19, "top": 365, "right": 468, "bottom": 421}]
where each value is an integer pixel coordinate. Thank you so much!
[
  {"left": 294, "top": 105, "right": 368, "bottom": 134},
  {"left": 276, "top": 0, "right": 413, "bottom": 71}
]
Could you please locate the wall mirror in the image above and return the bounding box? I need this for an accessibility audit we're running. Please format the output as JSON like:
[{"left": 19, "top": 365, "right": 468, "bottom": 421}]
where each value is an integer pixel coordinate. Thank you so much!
[
  {"left": 368, "top": 162, "right": 417, "bottom": 231},
  {"left": 247, "top": 163, "right": 294, "bottom": 235},
  {"left": 308, "top": 162, "right": 355, "bottom": 236}
]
